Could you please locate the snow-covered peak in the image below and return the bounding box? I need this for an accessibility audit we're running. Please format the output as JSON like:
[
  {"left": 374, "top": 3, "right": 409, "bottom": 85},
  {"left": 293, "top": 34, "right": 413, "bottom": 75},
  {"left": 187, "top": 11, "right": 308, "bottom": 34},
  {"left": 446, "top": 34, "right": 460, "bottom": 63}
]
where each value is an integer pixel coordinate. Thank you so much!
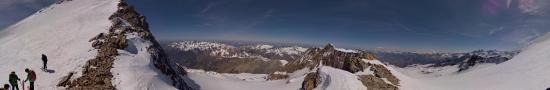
[
  {"left": 169, "top": 41, "right": 235, "bottom": 51},
  {"left": 248, "top": 44, "right": 274, "bottom": 49},
  {"left": 314, "top": 66, "right": 368, "bottom": 90},
  {"left": 335, "top": 48, "right": 358, "bottom": 53},
  {"left": 266, "top": 46, "right": 308, "bottom": 56}
]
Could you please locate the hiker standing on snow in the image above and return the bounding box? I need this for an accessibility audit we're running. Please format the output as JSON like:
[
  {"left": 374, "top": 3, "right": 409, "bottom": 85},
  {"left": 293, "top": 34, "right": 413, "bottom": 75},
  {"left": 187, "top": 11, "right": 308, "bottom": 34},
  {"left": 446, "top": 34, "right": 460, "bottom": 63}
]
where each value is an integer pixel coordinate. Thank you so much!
[
  {"left": 41, "top": 54, "right": 48, "bottom": 70},
  {"left": 24, "top": 69, "right": 36, "bottom": 90},
  {"left": 8, "top": 72, "right": 19, "bottom": 90}
]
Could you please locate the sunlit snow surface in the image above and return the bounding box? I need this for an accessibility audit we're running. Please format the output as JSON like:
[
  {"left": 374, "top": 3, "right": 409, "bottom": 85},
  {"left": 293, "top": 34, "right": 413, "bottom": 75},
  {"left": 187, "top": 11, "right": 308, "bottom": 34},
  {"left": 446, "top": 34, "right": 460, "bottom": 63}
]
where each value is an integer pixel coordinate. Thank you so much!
[
  {"left": 0, "top": 0, "right": 178, "bottom": 89},
  {"left": 0, "top": 0, "right": 117, "bottom": 89},
  {"left": 111, "top": 33, "right": 177, "bottom": 90},
  {"left": 395, "top": 33, "right": 550, "bottom": 90}
]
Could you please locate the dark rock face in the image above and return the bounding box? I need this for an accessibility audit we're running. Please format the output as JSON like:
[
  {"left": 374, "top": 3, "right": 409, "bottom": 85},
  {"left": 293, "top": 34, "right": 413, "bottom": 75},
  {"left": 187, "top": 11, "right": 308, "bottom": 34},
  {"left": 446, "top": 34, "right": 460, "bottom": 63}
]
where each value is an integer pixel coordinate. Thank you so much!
[
  {"left": 457, "top": 55, "right": 510, "bottom": 72},
  {"left": 57, "top": 0, "right": 194, "bottom": 90}
]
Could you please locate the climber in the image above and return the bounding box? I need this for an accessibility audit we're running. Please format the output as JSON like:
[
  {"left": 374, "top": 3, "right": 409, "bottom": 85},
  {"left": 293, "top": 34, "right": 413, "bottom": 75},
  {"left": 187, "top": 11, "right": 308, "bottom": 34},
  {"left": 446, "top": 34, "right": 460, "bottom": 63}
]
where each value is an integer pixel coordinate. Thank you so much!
[
  {"left": 24, "top": 69, "right": 36, "bottom": 90},
  {"left": 41, "top": 54, "right": 48, "bottom": 70},
  {"left": 0, "top": 84, "right": 9, "bottom": 90},
  {"left": 8, "top": 72, "right": 19, "bottom": 90}
]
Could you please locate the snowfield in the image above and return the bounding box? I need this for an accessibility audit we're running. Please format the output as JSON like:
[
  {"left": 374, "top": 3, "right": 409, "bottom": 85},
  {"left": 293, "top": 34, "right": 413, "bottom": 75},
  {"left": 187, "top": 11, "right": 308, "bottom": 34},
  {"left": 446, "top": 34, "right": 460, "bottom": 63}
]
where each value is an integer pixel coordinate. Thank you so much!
[
  {"left": 186, "top": 69, "right": 304, "bottom": 90},
  {"left": 0, "top": 0, "right": 117, "bottom": 89},
  {"left": 395, "top": 33, "right": 550, "bottom": 90},
  {"left": 0, "top": 0, "right": 178, "bottom": 89}
]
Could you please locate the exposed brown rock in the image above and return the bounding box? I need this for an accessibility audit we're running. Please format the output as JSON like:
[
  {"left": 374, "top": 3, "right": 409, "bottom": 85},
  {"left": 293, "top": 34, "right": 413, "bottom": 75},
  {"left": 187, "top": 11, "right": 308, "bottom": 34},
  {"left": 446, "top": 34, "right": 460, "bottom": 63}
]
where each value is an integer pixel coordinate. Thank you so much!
[
  {"left": 288, "top": 43, "right": 373, "bottom": 73},
  {"left": 369, "top": 63, "right": 400, "bottom": 85},
  {"left": 358, "top": 75, "right": 398, "bottom": 90},
  {"left": 293, "top": 44, "right": 400, "bottom": 90},
  {"left": 366, "top": 53, "right": 378, "bottom": 60},
  {"left": 57, "top": 72, "right": 75, "bottom": 87},
  {"left": 266, "top": 73, "right": 289, "bottom": 80},
  {"left": 300, "top": 72, "right": 321, "bottom": 90}
]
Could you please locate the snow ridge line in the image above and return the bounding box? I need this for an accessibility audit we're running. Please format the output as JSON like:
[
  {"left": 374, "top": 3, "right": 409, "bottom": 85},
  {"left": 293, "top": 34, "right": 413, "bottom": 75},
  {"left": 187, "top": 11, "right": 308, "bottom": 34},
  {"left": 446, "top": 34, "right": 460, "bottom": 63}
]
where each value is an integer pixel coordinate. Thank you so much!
[
  {"left": 55, "top": 0, "right": 124, "bottom": 89},
  {"left": 107, "top": 0, "right": 195, "bottom": 89},
  {"left": 57, "top": 0, "right": 194, "bottom": 89}
]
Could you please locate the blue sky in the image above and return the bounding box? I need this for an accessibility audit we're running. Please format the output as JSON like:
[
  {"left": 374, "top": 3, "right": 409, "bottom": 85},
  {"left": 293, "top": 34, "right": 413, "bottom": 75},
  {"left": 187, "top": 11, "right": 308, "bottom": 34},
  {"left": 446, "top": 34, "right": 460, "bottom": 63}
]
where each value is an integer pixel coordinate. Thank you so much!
[{"left": 1, "top": 0, "right": 549, "bottom": 52}]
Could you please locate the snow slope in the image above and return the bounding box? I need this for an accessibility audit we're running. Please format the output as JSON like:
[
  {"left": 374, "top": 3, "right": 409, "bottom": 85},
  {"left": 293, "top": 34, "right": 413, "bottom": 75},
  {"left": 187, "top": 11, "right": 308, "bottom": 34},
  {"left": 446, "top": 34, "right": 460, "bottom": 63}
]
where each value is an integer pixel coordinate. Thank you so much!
[
  {"left": 0, "top": 0, "right": 117, "bottom": 89},
  {"left": 315, "top": 66, "right": 367, "bottom": 90},
  {"left": 111, "top": 33, "right": 177, "bottom": 90},
  {"left": 0, "top": 0, "right": 178, "bottom": 89},
  {"left": 395, "top": 33, "right": 550, "bottom": 90},
  {"left": 186, "top": 69, "right": 304, "bottom": 90}
]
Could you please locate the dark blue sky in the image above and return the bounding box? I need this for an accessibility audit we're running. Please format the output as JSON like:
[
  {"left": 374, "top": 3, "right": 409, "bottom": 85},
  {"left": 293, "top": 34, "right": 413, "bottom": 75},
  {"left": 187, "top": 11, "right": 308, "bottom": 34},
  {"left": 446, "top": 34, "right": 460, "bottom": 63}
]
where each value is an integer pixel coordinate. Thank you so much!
[{"left": 1, "top": 0, "right": 549, "bottom": 52}]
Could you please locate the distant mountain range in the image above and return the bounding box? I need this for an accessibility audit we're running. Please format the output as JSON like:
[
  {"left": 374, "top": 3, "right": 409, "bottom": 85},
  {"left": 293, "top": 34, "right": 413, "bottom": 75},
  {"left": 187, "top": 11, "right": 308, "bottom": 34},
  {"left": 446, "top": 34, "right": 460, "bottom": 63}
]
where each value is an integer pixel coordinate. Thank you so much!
[
  {"left": 159, "top": 40, "right": 523, "bottom": 90},
  {"left": 373, "top": 49, "right": 519, "bottom": 68}
]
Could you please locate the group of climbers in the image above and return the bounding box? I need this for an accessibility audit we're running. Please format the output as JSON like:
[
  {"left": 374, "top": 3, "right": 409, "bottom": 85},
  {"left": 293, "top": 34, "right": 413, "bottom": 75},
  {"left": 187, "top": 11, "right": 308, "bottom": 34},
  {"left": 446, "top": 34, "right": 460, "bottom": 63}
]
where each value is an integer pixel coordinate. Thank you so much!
[{"left": 2, "top": 54, "right": 46, "bottom": 90}]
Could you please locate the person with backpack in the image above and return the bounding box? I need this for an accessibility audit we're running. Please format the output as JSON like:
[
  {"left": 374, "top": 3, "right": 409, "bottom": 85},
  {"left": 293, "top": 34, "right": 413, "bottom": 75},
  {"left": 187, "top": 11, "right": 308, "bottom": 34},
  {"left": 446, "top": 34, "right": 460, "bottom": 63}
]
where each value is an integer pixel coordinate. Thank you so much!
[
  {"left": 8, "top": 72, "right": 19, "bottom": 90},
  {"left": 41, "top": 54, "right": 48, "bottom": 70},
  {"left": 23, "top": 69, "right": 36, "bottom": 90}
]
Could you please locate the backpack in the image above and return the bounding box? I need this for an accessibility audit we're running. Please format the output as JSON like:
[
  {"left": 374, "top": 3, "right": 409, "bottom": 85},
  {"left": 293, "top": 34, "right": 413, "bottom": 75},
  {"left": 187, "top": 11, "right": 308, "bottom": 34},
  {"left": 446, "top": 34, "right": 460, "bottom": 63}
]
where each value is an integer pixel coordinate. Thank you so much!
[{"left": 29, "top": 70, "right": 36, "bottom": 81}]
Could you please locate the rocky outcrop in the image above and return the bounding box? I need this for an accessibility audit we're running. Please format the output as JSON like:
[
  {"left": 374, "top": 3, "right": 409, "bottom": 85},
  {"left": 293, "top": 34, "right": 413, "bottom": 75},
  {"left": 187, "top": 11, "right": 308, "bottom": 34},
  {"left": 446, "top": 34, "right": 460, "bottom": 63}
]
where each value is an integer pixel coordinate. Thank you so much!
[
  {"left": 283, "top": 43, "right": 373, "bottom": 73},
  {"left": 300, "top": 72, "right": 321, "bottom": 90},
  {"left": 57, "top": 0, "right": 194, "bottom": 90},
  {"left": 58, "top": 23, "right": 124, "bottom": 89},
  {"left": 266, "top": 73, "right": 289, "bottom": 80},
  {"left": 457, "top": 54, "right": 510, "bottom": 72},
  {"left": 368, "top": 63, "right": 399, "bottom": 85},
  {"left": 291, "top": 44, "right": 400, "bottom": 90},
  {"left": 358, "top": 75, "right": 398, "bottom": 90}
]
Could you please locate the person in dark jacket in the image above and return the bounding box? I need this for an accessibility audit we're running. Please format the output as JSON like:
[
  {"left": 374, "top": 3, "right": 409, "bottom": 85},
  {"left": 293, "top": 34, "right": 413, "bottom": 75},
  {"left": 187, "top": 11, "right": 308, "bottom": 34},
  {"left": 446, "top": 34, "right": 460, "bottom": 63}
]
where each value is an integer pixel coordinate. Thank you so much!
[
  {"left": 8, "top": 72, "right": 19, "bottom": 90},
  {"left": 41, "top": 54, "right": 48, "bottom": 70},
  {"left": 24, "top": 69, "right": 36, "bottom": 90}
]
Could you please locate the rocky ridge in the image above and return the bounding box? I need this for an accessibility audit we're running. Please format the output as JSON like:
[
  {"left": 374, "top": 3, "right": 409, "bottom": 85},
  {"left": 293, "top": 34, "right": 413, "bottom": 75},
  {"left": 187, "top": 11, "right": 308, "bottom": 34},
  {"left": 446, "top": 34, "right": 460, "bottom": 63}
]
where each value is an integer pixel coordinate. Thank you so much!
[
  {"left": 295, "top": 44, "right": 399, "bottom": 90},
  {"left": 57, "top": 0, "right": 194, "bottom": 89}
]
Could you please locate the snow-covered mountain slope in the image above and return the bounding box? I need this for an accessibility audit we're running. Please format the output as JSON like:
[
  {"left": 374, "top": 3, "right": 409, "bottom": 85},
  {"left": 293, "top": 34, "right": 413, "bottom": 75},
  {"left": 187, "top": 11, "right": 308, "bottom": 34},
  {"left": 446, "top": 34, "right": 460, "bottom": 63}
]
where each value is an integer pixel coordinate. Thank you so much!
[
  {"left": 395, "top": 33, "right": 550, "bottom": 90},
  {"left": 0, "top": 0, "right": 193, "bottom": 89},
  {"left": 0, "top": 0, "right": 117, "bottom": 89},
  {"left": 375, "top": 49, "right": 519, "bottom": 67}
]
